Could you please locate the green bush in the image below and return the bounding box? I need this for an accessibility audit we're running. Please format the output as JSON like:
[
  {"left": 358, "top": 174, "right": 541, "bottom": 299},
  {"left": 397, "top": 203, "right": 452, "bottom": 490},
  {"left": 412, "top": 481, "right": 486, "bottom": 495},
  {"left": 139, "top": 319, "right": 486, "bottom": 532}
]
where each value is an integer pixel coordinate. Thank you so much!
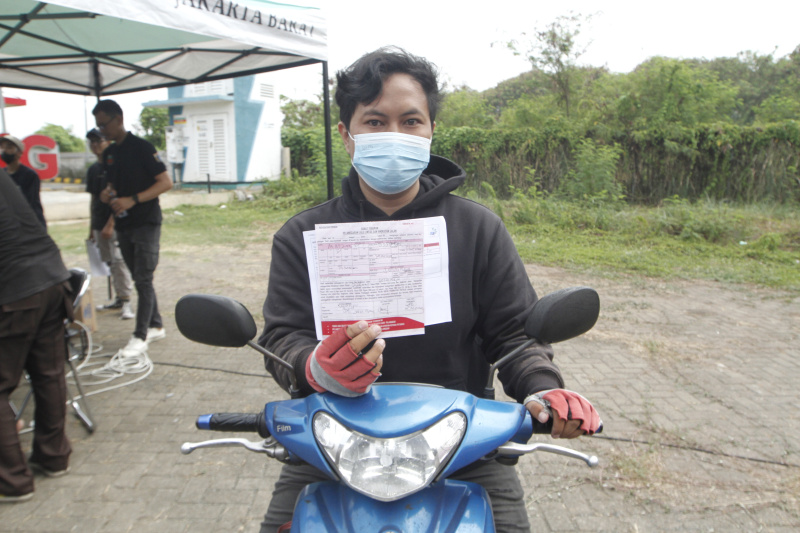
[
  {"left": 282, "top": 127, "right": 352, "bottom": 190},
  {"left": 255, "top": 171, "right": 328, "bottom": 210},
  {"left": 438, "top": 122, "right": 800, "bottom": 204},
  {"left": 282, "top": 120, "right": 800, "bottom": 206},
  {"left": 560, "top": 139, "right": 624, "bottom": 203}
]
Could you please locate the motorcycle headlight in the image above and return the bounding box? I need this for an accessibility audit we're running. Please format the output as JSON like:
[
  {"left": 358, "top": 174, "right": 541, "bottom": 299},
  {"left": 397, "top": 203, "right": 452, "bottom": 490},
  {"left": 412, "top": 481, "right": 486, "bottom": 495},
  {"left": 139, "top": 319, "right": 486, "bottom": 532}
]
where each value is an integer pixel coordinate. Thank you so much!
[{"left": 313, "top": 411, "right": 466, "bottom": 501}]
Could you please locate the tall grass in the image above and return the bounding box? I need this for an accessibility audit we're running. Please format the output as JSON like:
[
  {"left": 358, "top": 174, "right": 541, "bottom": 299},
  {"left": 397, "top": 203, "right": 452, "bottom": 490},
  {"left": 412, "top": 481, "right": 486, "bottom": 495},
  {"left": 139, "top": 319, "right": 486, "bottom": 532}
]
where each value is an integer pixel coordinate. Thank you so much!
[
  {"left": 504, "top": 193, "right": 799, "bottom": 289},
  {"left": 48, "top": 176, "right": 800, "bottom": 292}
]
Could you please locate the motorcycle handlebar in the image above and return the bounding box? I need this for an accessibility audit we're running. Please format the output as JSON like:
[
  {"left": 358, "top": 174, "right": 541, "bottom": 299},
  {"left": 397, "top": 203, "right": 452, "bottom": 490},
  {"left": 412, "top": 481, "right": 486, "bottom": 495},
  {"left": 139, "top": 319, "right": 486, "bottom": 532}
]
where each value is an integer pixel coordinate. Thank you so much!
[
  {"left": 196, "top": 411, "right": 271, "bottom": 438},
  {"left": 525, "top": 410, "right": 604, "bottom": 436}
]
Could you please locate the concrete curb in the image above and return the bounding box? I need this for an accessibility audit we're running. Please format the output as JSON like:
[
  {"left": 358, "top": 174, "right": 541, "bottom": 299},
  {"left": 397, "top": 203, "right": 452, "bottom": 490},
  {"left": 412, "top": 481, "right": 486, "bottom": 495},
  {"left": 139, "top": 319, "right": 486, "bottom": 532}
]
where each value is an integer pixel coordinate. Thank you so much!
[{"left": 42, "top": 190, "right": 233, "bottom": 222}]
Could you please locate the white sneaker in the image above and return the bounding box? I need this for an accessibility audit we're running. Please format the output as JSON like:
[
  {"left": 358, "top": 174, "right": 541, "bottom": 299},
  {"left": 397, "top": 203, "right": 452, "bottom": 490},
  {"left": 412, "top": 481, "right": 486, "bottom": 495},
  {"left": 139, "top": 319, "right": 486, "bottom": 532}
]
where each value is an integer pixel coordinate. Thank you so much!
[
  {"left": 120, "top": 302, "right": 135, "bottom": 320},
  {"left": 146, "top": 327, "right": 166, "bottom": 343},
  {"left": 121, "top": 336, "right": 148, "bottom": 357}
]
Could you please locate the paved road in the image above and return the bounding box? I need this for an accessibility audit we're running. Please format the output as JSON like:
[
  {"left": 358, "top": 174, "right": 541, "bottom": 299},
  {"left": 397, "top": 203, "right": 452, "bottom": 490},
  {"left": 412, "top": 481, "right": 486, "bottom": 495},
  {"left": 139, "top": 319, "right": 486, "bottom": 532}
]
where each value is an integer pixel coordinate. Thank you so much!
[{"left": 3, "top": 242, "right": 799, "bottom": 532}]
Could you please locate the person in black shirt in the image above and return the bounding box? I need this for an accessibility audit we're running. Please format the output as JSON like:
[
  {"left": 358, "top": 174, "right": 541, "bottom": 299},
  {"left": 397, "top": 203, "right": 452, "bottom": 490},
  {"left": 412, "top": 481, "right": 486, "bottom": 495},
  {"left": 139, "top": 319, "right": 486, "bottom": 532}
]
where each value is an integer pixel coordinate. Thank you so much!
[
  {"left": 92, "top": 100, "right": 172, "bottom": 357},
  {"left": 0, "top": 168, "right": 72, "bottom": 503},
  {"left": 0, "top": 134, "right": 46, "bottom": 228},
  {"left": 84, "top": 128, "right": 134, "bottom": 319},
  {"left": 258, "top": 48, "right": 600, "bottom": 533}
]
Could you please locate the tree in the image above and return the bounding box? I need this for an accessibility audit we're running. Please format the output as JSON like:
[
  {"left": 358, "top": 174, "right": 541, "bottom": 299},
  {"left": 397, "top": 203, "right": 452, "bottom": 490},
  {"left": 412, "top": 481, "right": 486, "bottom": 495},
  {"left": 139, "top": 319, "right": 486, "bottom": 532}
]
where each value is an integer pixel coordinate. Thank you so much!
[
  {"left": 753, "top": 48, "right": 800, "bottom": 123},
  {"left": 505, "top": 13, "right": 592, "bottom": 118},
  {"left": 754, "top": 95, "right": 800, "bottom": 123},
  {"left": 281, "top": 95, "right": 324, "bottom": 129},
  {"left": 698, "top": 51, "right": 785, "bottom": 124},
  {"left": 622, "top": 58, "right": 739, "bottom": 127},
  {"left": 280, "top": 87, "right": 339, "bottom": 130},
  {"left": 483, "top": 69, "right": 550, "bottom": 116},
  {"left": 136, "top": 107, "right": 168, "bottom": 150},
  {"left": 498, "top": 93, "right": 562, "bottom": 128},
  {"left": 437, "top": 86, "right": 495, "bottom": 128},
  {"left": 34, "top": 123, "right": 85, "bottom": 152}
]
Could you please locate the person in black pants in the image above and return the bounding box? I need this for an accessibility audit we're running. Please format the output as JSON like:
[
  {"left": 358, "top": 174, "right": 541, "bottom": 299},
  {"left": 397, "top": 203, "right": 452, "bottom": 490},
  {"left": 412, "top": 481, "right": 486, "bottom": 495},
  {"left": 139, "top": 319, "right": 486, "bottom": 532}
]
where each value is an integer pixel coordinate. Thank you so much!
[
  {"left": 258, "top": 48, "right": 600, "bottom": 533},
  {"left": 0, "top": 168, "right": 72, "bottom": 503},
  {"left": 93, "top": 99, "right": 172, "bottom": 357},
  {"left": 85, "top": 128, "right": 134, "bottom": 319}
]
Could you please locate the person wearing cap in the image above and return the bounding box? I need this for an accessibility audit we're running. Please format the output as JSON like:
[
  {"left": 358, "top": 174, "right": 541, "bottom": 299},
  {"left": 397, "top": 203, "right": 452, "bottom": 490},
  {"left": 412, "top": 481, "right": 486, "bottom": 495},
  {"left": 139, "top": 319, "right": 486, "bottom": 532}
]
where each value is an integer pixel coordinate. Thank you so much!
[
  {"left": 85, "top": 128, "right": 134, "bottom": 320},
  {"left": 92, "top": 99, "right": 172, "bottom": 358},
  {"left": 0, "top": 135, "right": 45, "bottom": 227}
]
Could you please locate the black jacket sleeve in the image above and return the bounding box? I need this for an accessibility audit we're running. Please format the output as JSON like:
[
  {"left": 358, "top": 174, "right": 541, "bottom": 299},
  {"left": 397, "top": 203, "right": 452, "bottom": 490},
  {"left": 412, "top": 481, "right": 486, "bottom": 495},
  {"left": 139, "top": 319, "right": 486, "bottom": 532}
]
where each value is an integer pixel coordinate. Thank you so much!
[
  {"left": 17, "top": 168, "right": 45, "bottom": 228},
  {"left": 258, "top": 227, "right": 319, "bottom": 395},
  {"left": 475, "top": 219, "right": 564, "bottom": 402}
]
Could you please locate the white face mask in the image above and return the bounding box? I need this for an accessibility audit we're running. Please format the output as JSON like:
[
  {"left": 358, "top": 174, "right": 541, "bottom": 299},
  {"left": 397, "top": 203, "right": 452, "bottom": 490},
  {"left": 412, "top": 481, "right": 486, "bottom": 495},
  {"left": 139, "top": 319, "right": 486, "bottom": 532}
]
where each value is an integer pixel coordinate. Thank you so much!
[{"left": 349, "top": 132, "right": 431, "bottom": 195}]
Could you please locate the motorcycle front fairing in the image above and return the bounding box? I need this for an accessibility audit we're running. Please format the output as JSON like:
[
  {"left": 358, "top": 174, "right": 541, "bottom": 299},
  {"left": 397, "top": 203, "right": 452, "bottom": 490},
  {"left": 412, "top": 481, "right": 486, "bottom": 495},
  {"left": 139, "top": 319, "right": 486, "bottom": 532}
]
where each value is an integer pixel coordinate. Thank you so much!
[
  {"left": 265, "top": 383, "right": 528, "bottom": 533},
  {"left": 290, "top": 478, "right": 494, "bottom": 533},
  {"left": 264, "top": 383, "right": 533, "bottom": 481}
]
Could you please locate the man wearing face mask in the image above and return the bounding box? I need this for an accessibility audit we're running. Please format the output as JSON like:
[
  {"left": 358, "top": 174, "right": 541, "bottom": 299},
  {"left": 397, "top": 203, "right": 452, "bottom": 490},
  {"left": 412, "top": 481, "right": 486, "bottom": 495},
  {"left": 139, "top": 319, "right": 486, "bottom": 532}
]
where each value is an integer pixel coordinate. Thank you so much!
[
  {"left": 0, "top": 135, "right": 46, "bottom": 228},
  {"left": 258, "top": 47, "right": 600, "bottom": 533}
]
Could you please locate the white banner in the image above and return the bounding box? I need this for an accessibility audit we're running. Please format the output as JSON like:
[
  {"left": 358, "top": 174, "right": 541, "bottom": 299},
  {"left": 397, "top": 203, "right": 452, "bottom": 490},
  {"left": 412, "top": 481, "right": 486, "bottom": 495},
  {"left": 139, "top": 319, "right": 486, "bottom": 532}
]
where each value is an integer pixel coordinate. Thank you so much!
[{"left": 47, "top": 0, "right": 327, "bottom": 61}]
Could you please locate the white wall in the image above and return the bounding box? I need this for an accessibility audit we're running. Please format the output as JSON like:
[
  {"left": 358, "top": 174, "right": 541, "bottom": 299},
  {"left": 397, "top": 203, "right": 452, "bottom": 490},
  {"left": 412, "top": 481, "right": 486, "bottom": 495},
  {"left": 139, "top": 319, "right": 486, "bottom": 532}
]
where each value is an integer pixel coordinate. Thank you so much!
[{"left": 243, "top": 75, "right": 282, "bottom": 181}]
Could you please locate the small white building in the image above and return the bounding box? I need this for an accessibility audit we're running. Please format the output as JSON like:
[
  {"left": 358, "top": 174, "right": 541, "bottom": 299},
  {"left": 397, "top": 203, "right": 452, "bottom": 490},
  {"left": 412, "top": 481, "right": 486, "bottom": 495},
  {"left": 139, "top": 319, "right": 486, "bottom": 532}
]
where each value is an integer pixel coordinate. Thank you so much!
[{"left": 144, "top": 74, "right": 282, "bottom": 186}]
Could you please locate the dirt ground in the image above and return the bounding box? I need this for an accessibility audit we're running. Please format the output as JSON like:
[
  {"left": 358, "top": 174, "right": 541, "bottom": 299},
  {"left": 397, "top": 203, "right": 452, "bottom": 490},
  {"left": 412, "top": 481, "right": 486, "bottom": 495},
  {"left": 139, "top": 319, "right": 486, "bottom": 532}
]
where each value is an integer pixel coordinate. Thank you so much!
[{"left": 5, "top": 215, "right": 800, "bottom": 532}]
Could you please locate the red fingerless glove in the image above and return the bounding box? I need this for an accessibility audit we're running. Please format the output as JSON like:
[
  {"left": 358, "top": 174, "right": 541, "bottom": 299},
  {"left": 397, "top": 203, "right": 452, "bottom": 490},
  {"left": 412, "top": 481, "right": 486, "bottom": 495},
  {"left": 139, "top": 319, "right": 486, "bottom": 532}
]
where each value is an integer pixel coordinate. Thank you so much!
[
  {"left": 305, "top": 327, "right": 380, "bottom": 397},
  {"left": 540, "top": 389, "right": 601, "bottom": 435}
]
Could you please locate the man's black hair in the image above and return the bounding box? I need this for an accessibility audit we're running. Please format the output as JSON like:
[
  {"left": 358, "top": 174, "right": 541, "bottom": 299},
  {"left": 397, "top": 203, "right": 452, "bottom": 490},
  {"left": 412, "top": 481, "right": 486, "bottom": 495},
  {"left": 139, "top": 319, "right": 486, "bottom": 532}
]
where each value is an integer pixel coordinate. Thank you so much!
[
  {"left": 92, "top": 99, "right": 123, "bottom": 117},
  {"left": 85, "top": 128, "right": 105, "bottom": 140},
  {"left": 335, "top": 47, "right": 442, "bottom": 129}
]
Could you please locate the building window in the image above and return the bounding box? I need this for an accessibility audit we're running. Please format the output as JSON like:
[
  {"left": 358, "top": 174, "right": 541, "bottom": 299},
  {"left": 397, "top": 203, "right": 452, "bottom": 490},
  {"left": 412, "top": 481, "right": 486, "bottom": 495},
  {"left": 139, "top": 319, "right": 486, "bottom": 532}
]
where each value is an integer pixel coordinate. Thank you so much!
[
  {"left": 187, "top": 79, "right": 233, "bottom": 97},
  {"left": 260, "top": 84, "right": 275, "bottom": 98}
]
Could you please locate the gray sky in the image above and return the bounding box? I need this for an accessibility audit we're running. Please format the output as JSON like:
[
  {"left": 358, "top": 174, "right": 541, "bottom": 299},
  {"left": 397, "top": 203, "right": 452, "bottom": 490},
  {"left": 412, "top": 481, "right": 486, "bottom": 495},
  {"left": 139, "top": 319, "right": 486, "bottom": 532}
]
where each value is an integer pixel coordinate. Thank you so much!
[{"left": 3, "top": 0, "right": 799, "bottom": 138}]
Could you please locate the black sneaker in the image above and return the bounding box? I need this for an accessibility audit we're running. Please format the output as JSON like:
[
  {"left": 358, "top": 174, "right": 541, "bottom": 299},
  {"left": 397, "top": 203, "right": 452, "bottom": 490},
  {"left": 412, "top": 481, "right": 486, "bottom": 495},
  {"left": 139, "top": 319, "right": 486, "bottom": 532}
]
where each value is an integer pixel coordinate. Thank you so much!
[
  {"left": 28, "top": 459, "right": 70, "bottom": 478},
  {"left": 0, "top": 491, "right": 33, "bottom": 503},
  {"left": 97, "top": 299, "right": 124, "bottom": 310}
]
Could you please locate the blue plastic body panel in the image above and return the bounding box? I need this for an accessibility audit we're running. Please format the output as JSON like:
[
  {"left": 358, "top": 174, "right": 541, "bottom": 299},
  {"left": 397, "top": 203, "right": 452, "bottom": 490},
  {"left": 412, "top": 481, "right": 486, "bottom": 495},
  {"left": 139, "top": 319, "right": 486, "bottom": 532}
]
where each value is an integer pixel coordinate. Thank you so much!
[
  {"left": 290, "top": 479, "right": 494, "bottom": 533},
  {"left": 263, "top": 383, "right": 532, "bottom": 481}
]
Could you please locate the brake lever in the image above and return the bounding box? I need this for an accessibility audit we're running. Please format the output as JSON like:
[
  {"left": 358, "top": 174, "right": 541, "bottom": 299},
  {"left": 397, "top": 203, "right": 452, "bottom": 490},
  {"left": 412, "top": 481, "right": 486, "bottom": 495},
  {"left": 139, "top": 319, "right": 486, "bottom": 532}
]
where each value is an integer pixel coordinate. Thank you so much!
[
  {"left": 181, "top": 437, "right": 270, "bottom": 454},
  {"left": 181, "top": 436, "right": 293, "bottom": 463},
  {"left": 495, "top": 441, "right": 599, "bottom": 467}
]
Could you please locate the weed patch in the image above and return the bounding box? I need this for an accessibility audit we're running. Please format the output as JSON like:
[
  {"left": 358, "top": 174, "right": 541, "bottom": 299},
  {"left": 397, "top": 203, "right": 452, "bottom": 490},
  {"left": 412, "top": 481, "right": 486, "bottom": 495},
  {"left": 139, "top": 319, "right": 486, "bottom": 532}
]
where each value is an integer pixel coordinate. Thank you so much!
[{"left": 49, "top": 182, "right": 800, "bottom": 292}]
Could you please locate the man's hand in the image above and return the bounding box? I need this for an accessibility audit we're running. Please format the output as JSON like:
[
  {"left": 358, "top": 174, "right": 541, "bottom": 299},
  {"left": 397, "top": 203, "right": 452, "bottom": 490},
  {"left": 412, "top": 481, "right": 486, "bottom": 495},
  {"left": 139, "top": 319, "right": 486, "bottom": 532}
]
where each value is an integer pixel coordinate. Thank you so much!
[
  {"left": 305, "top": 321, "right": 384, "bottom": 397},
  {"left": 525, "top": 389, "right": 601, "bottom": 439},
  {"left": 110, "top": 196, "right": 135, "bottom": 215}
]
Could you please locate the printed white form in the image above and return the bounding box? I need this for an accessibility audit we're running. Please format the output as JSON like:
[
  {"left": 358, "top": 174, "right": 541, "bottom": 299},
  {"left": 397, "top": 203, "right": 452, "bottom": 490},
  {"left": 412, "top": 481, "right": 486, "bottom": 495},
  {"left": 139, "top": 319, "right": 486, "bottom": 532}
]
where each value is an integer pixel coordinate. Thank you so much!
[{"left": 304, "top": 217, "right": 451, "bottom": 339}]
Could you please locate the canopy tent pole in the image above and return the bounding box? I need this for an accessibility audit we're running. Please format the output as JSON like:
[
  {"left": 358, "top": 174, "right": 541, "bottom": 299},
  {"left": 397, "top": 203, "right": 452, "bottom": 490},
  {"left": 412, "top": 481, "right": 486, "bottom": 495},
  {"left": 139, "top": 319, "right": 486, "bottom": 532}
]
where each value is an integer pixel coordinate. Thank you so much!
[
  {"left": 322, "top": 61, "right": 334, "bottom": 200},
  {"left": 0, "top": 87, "right": 6, "bottom": 132},
  {"left": 92, "top": 58, "right": 102, "bottom": 99}
]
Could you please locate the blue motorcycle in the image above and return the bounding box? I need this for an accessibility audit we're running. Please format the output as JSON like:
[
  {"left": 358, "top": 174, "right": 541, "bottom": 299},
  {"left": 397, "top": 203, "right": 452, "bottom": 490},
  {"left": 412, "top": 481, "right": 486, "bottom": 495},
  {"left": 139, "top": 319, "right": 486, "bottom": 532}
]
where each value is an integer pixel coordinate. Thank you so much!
[{"left": 176, "top": 287, "right": 601, "bottom": 532}]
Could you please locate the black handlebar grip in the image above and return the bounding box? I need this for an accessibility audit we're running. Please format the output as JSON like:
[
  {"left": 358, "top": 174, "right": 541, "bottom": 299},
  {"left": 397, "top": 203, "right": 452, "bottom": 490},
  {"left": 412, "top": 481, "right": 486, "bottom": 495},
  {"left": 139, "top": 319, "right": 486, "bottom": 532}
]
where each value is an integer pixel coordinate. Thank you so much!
[
  {"left": 196, "top": 411, "right": 270, "bottom": 438},
  {"left": 531, "top": 418, "right": 604, "bottom": 435}
]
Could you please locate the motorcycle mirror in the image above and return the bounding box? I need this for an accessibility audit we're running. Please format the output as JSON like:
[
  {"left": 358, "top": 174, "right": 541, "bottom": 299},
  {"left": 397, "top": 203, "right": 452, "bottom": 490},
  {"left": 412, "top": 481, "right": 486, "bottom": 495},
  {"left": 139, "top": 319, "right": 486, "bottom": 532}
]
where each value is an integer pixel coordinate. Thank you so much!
[
  {"left": 524, "top": 286, "right": 599, "bottom": 344},
  {"left": 175, "top": 294, "right": 301, "bottom": 398},
  {"left": 484, "top": 286, "right": 599, "bottom": 400},
  {"left": 175, "top": 294, "right": 257, "bottom": 347}
]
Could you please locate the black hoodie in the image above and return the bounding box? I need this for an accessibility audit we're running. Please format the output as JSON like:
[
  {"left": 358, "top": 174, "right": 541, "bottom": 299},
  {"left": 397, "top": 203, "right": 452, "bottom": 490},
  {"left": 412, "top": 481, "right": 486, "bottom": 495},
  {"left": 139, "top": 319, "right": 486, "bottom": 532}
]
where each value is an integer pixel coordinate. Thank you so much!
[{"left": 259, "top": 155, "right": 564, "bottom": 403}]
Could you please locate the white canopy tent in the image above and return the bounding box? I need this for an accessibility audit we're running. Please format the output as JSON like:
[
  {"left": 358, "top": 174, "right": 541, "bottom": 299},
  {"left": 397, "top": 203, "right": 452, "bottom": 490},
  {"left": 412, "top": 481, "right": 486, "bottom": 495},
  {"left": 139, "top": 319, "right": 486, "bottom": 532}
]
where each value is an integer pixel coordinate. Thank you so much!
[{"left": 0, "top": 0, "right": 335, "bottom": 195}]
